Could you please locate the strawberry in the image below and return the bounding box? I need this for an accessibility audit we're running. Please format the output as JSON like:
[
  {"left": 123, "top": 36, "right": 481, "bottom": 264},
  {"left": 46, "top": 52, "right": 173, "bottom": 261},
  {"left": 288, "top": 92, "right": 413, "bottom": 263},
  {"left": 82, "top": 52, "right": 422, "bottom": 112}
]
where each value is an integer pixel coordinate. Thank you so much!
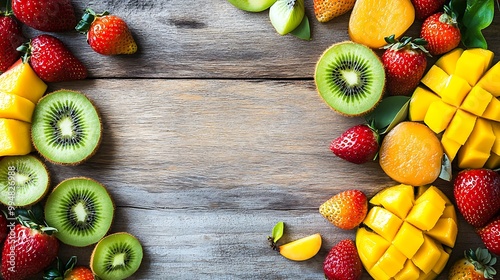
[
  {"left": 382, "top": 35, "right": 429, "bottom": 96},
  {"left": 44, "top": 256, "right": 95, "bottom": 280},
  {"left": 420, "top": 6, "right": 461, "bottom": 55},
  {"left": 323, "top": 239, "right": 362, "bottom": 280},
  {"left": 0, "top": 13, "right": 24, "bottom": 72},
  {"left": 411, "top": 0, "right": 446, "bottom": 20},
  {"left": 330, "top": 124, "right": 379, "bottom": 164},
  {"left": 76, "top": 9, "right": 137, "bottom": 55},
  {"left": 12, "top": 0, "right": 76, "bottom": 32},
  {"left": 453, "top": 169, "right": 500, "bottom": 228},
  {"left": 18, "top": 34, "right": 87, "bottom": 82},
  {"left": 1, "top": 217, "right": 59, "bottom": 280},
  {"left": 313, "top": 0, "right": 356, "bottom": 23},
  {"left": 319, "top": 189, "right": 368, "bottom": 230},
  {"left": 477, "top": 216, "right": 500, "bottom": 256},
  {"left": 448, "top": 248, "right": 497, "bottom": 280}
]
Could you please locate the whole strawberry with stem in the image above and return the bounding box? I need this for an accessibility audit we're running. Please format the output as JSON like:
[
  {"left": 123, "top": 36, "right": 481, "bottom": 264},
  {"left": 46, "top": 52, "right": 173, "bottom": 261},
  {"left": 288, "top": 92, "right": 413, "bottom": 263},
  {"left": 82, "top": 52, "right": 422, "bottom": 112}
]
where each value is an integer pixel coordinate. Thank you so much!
[
  {"left": 17, "top": 34, "right": 87, "bottom": 82},
  {"left": 411, "top": 0, "right": 446, "bottom": 20},
  {"left": 76, "top": 9, "right": 137, "bottom": 55},
  {"left": 44, "top": 256, "right": 95, "bottom": 280},
  {"left": 1, "top": 213, "right": 59, "bottom": 280},
  {"left": 330, "top": 124, "right": 379, "bottom": 164},
  {"left": 319, "top": 189, "right": 367, "bottom": 230},
  {"left": 453, "top": 169, "right": 500, "bottom": 228},
  {"left": 448, "top": 248, "right": 496, "bottom": 280},
  {"left": 381, "top": 35, "right": 429, "bottom": 96},
  {"left": 477, "top": 216, "right": 500, "bottom": 256},
  {"left": 0, "top": 9, "right": 25, "bottom": 72},
  {"left": 420, "top": 5, "right": 461, "bottom": 55},
  {"left": 12, "top": 0, "right": 76, "bottom": 32},
  {"left": 323, "top": 239, "right": 362, "bottom": 280}
]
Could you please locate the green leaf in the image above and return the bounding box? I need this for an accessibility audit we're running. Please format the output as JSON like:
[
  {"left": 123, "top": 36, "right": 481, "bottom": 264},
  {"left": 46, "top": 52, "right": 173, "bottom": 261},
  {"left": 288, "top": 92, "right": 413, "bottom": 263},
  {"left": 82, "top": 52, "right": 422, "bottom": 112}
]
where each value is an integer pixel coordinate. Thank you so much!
[
  {"left": 290, "top": 15, "right": 311, "bottom": 40},
  {"left": 451, "top": 0, "right": 495, "bottom": 49},
  {"left": 364, "top": 96, "right": 410, "bottom": 134},
  {"left": 271, "top": 221, "right": 284, "bottom": 243},
  {"left": 439, "top": 153, "right": 452, "bottom": 181}
]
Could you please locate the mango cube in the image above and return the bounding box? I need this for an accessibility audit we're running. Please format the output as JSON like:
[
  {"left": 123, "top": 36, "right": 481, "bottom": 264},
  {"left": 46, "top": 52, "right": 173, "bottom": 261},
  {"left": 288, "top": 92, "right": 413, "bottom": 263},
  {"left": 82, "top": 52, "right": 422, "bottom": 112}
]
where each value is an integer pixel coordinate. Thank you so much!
[
  {"left": 457, "top": 143, "right": 490, "bottom": 169},
  {"left": 392, "top": 222, "right": 424, "bottom": 259},
  {"left": 373, "top": 184, "right": 414, "bottom": 219},
  {"left": 414, "top": 186, "right": 447, "bottom": 206},
  {"left": 364, "top": 206, "right": 403, "bottom": 241},
  {"left": 356, "top": 227, "right": 391, "bottom": 270},
  {"left": 409, "top": 87, "right": 441, "bottom": 121},
  {"left": 432, "top": 247, "right": 451, "bottom": 275},
  {"left": 374, "top": 245, "right": 407, "bottom": 277},
  {"left": 443, "top": 109, "right": 477, "bottom": 145},
  {"left": 394, "top": 260, "right": 420, "bottom": 280},
  {"left": 478, "top": 62, "right": 500, "bottom": 97},
  {"left": 424, "top": 100, "right": 457, "bottom": 133},
  {"left": 0, "top": 91, "right": 35, "bottom": 123},
  {"left": 426, "top": 218, "right": 458, "bottom": 248},
  {"left": 485, "top": 153, "right": 500, "bottom": 169},
  {"left": 0, "top": 118, "right": 32, "bottom": 156},
  {"left": 490, "top": 122, "right": 500, "bottom": 156},
  {"left": 406, "top": 201, "right": 444, "bottom": 231},
  {"left": 0, "top": 59, "right": 47, "bottom": 103},
  {"left": 421, "top": 65, "right": 449, "bottom": 97},
  {"left": 466, "top": 118, "right": 496, "bottom": 153},
  {"left": 435, "top": 48, "right": 463, "bottom": 75},
  {"left": 368, "top": 263, "right": 392, "bottom": 280},
  {"left": 411, "top": 236, "right": 442, "bottom": 274},
  {"left": 441, "top": 136, "right": 461, "bottom": 162},
  {"left": 441, "top": 204, "right": 457, "bottom": 222},
  {"left": 482, "top": 97, "right": 500, "bottom": 122},
  {"left": 460, "top": 86, "right": 493, "bottom": 116},
  {"left": 441, "top": 75, "right": 471, "bottom": 107},
  {"left": 468, "top": 48, "right": 495, "bottom": 73},
  {"left": 455, "top": 49, "right": 493, "bottom": 86}
]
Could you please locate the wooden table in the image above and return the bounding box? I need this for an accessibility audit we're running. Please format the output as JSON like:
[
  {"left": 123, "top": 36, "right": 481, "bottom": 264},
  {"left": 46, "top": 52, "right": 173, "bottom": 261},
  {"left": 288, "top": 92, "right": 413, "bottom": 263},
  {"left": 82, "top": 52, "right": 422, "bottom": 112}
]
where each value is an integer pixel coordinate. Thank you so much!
[{"left": 26, "top": 0, "right": 500, "bottom": 279}]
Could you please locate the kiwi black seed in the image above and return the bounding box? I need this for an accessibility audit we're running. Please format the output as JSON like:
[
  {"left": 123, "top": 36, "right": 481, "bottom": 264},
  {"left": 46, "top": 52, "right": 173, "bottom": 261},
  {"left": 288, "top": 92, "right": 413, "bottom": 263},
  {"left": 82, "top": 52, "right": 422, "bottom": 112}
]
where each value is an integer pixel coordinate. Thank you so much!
[
  {"left": 31, "top": 89, "right": 102, "bottom": 165},
  {"left": 90, "top": 232, "right": 144, "bottom": 280},
  {"left": 314, "top": 41, "right": 386, "bottom": 117},
  {"left": 44, "top": 177, "right": 114, "bottom": 247},
  {"left": 0, "top": 155, "right": 50, "bottom": 207}
]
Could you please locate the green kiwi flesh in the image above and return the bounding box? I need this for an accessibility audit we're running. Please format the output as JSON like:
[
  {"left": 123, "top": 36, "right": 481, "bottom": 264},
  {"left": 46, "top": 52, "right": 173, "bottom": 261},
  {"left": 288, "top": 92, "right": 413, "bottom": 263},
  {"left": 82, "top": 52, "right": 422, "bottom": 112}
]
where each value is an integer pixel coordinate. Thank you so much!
[
  {"left": 269, "top": 0, "right": 305, "bottom": 35},
  {"left": 0, "top": 155, "right": 50, "bottom": 207},
  {"left": 91, "top": 232, "right": 143, "bottom": 280},
  {"left": 227, "top": 0, "right": 277, "bottom": 12},
  {"left": 44, "top": 177, "right": 114, "bottom": 247},
  {"left": 31, "top": 90, "right": 102, "bottom": 165},
  {"left": 315, "top": 41, "right": 386, "bottom": 116}
]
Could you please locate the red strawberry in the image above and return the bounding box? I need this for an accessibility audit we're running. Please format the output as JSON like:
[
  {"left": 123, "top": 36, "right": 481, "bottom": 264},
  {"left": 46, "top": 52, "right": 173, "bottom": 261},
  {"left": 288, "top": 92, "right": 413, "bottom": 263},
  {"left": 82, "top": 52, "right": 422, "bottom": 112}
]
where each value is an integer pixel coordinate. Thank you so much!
[
  {"left": 420, "top": 6, "right": 461, "bottom": 55},
  {"left": 319, "top": 189, "right": 368, "bottom": 230},
  {"left": 0, "top": 14, "right": 24, "bottom": 72},
  {"left": 477, "top": 216, "right": 500, "bottom": 256},
  {"left": 382, "top": 35, "right": 429, "bottom": 96},
  {"left": 453, "top": 169, "right": 500, "bottom": 228},
  {"left": 1, "top": 222, "right": 59, "bottom": 279},
  {"left": 19, "top": 34, "right": 87, "bottom": 82},
  {"left": 411, "top": 0, "right": 446, "bottom": 20},
  {"left": 76, "top": 9, "right": 137, "bottom": 55},
  {"left": 330, "top": 124, "right": 379, "bottom": 164},
  {"left": 44, "top": 256, "right": 94, "bottom": 280},
  {"left": 323, "top": 239, "right": 362, "bottom": 280},
  {"left": 313, "top": 0, "right": 356, "bottom": 23},
  {"left": 12, "top": 0, "right": 76, "bottom": 32},
  {"left": 448, "top": 248, "right": 497, "bottom": 280}
]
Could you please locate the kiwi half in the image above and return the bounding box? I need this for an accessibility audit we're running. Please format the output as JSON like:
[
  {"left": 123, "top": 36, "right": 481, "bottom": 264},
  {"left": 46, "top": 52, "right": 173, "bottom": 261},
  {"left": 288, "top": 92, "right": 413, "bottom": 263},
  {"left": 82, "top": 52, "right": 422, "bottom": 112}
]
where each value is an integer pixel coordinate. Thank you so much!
[
  {"left": 44, "top": 177, "right": 114, "bottom": 247},
  {"left": 315, "top": 41, "right": 386, "bottom": 116},
  {"left": 269, "top": 0, "right": 305, "bottom": 35},
  {"left": 31, "top": 90, "right": 102, "bottom": 165},
  {"left": 90, "top": 232, "right": 143, "bottom": 280},
  {"left": 227, "top": 0, "right": 277, "bottom": 12},
  {"left": 0, "top": 155, "right": 50, "bottom": 207}
]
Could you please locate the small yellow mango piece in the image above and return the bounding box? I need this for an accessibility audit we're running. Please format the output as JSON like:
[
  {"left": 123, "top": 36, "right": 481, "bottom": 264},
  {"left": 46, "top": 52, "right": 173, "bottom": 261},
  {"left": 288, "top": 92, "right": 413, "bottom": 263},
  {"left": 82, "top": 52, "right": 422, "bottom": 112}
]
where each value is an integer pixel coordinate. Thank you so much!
[
  {"left": 455, "top": 49, "right": 493, "bottom": 86},
  {"left": 394, "top": 260, "right": 421, "bottom": 280},
  {"left": 414, "top": 185, "right": 447, "bottom": 206},
  {"left": 356, "top": 227, "right": 391, "bottom": 270},
  {"left": 435, "top": 48, "right": 463, "bottom": 75},
  {"left": 432, "top": 246, "right": 450, "bottom": 275},
  {"left": 441, "top": 75, "right": 471, "bottom": 107},
  {"left": 406, "top": 200, "right": 444, "bottom": 231},
  {"left": 441, "top": 136, "right": 461, "bottom": 162},
  {"left": 468, "top": 48, "right": 495, "bottom": 72},
  {"left": 424, "top": 100, "right": 457, "bottom": 134},
  {"left": 392, "top": 222, "right": 424, "bottom": 259},
  {"left": 426, "top": 217, "right": 458, "bottom": 248},
  {"left": 490, "top": 122, "right": 500, "bottom": 155},
  {"left": 441, "top": 204, "right": 458, "bottom": 223},
  {"left": 0, "top": 118, "right": 32, "bottom": 156},
  {"left": 421, "top": 65, "right": 449, "bottom": 97},
  {"left": 466, "top": 118, "right": 496, "bottom": 153},
  {"left": 461, "top": 86, "right": 494, "bottom": 116},
  {"left": 485, "top": 152, "right": 500, "bottom": 169},
  {"left": 368, "top": 262, "right": 392, "bottom": 280},
  {"left": 482, "top": 97, "right": 500, "bottom": 122},
  {"left": 409, "top": 87, "right": 441, "bottom": 121},
  {"left": 457, "top": 142, "right": 490, "bottom": 169},
  {"left": 443, "top": 109, "right": 477, "bottom": 145},
  {"left": 0, "top": 59, "right": 47, "bottom": 103},
  {"left": 371, "top": 184, "right": 414, "bottom": 219},
  {"left": 278, "top": 233, "right": 321, "bottom": 261},
  {"left": 364, "top": 206, "right": 403, "bottom": 242},
  {"left": 477, "top": 62, "right": 500, "bottom": 97},
  {"left": 411, "top": 235, "right": 442, "bottom": 274},
  {"left": 374, "top": 245, "right": 407, "bottom": 277},
  {"left": 0, "top": 91, "right": 35, "bottom": 123}
]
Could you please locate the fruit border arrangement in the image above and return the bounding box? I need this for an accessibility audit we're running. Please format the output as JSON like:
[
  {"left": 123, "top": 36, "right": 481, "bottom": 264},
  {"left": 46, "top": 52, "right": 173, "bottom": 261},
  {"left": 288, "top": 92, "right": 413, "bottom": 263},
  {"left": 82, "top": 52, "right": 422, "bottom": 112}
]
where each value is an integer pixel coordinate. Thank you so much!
[
  {"left": 0, "top": 0, "right": 143, "bottom": 279},
  {"left": 229, "top": 0, "right": 500, "bottom": 279}
]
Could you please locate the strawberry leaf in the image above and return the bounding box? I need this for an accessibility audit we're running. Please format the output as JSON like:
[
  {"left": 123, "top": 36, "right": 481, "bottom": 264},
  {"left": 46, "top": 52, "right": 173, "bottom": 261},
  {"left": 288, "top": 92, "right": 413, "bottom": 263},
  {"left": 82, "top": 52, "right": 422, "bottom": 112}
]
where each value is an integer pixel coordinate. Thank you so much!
[
  {"left": 450, "top": 0, "right": 495, "bottom": 49},
  {"left": 364, "top": 96, "right": 410, "bottom": 135},
  {"left": 271, "top": 221, "right": 284, "bottom": 243},
  {"left": 290, "top": 15, "right": 311, "bottom": 40}
]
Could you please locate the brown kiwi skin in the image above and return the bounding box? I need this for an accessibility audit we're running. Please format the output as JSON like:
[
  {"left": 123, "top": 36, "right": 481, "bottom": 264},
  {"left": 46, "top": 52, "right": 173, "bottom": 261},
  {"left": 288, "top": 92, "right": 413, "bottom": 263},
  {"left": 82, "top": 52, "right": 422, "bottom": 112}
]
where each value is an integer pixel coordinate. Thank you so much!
[
  {"left": 31, "top": 89, "right": 103, "bottom": 166},
  {"left": 45, "top": 176, "right": 115, "bottom": 247},
  {"left": 314, "top": 41, "right": 386, "bottom": 117}
]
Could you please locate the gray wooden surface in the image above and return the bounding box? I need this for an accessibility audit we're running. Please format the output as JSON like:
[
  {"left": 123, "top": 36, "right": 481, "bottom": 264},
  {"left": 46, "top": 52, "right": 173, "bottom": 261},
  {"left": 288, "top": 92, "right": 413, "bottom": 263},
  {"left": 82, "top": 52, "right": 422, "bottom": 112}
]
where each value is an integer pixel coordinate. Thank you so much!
[{"left": 25, "top": 0, "right": 500, "bottom": 279}]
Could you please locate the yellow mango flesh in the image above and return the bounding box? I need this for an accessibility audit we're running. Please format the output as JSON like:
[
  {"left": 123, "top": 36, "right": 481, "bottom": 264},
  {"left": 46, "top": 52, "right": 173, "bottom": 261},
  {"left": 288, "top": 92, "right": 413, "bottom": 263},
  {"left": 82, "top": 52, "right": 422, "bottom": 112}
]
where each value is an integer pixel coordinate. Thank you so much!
[
  {"left": 364, "top": 206, "right": 403, "bottom": 242},
  {"left": 409, "top": 87, "right": 441, "bottom": 122},
  {"left": 0, "top": 118, "right": 31, "bottom": 156},
  {"left": 482, "top": 97, "right": 500, "bottom": 122},
  {"left": 424, "top": 100, "right": 456, "bottom": 134},
  {"left": 432, "top": 247, "right": 450, "bottom": 275},
  {"left": 392, "top": 222, "right": 424, "bottom": 259},
  {"left": 356, "top": 227, "right": 391, "bottom": 270},
  {"left": 411, "top": 235, "right": 442, "bottom": 274},
  {"left": 461, "top": 86, "right": 493, "bottom": 116},
  {"left": 455, "top": 49, "right": 493, "bottom": 86},
  {"left": 491, "top": 122, "right": 500, "bottom": 155},
  {"left": 457, "top": 142, "right": 490, "bottom": 169},
  {"left": 443, "top": 109, "right": 477, "bottom": 145},
  {"left": 421, "top": 65, "right": 449, "bottom": 97},
  {"left": 466, "top": 118, "right": 496, "bottom": 153},
  {"left": 435, "top": 48, "right": 463, "bottom": 75},
  {"left": 0, "top": 91, "right": 35, "bottom": 123},
  {"left": 394, "top": 260, "right": 420, "bottom": 280},
  {"left": 441, "top": 136, "right": 461, "bottom": 162},
  {"left": 478, "top": 62, "right": 500, "bottom": 97},
  {"left": 0, "top": 59, "right": 47, "bottom": 103},
  {"left": 370, "top": 184, "right": 414, "bottom": 219},
  {"left": 485, "top": 153, "right": 500, "bottom": 169},
  {"left": 426, "top": 218, "right": 458, "bottom": 248},
  {"left": 278, "top": 233, "right": 321, "bottom": 261},
  {"left": 374, "top": 245, "right": 406, "bottom": 277},
  {"left": 440, "top": 75, "right": 471, "bottom": 107}
]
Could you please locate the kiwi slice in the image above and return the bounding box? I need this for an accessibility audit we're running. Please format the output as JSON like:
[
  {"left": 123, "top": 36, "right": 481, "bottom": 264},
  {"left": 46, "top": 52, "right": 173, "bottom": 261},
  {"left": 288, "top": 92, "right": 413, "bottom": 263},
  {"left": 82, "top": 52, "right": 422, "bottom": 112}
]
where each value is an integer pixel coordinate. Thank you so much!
[
  {"left": 31, "top": 90, "right": 102, "bottom": 165},
  {"left": 227, "top": 0, "right": 277, "bottom": 12},
  {"left": 44, "top": 177, "right": 114, "bottom": 247},
  {"left": 315, "top": 41, "right": 386, "bottom": 116},
  {"left": 269, "top": 0, "right": 305, "bottom": 35},
  {"left": 0, "top": 155, "right": 50, "bottom": 207},
  {"left": 91, "top": 232, "right": 143, "bottom": 280}
]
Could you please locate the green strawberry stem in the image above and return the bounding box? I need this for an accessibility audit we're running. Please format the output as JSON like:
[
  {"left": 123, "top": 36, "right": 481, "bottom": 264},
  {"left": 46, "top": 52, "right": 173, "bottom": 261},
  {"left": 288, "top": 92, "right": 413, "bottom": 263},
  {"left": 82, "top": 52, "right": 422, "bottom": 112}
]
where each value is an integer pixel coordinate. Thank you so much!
[
  {"left": 43, "top": 256, "right": 77, "bottom": 280},
  {"left": 466, "top": 248, "right": 497, "bottom": 279},
  {"left": 75, "top": 8, "right": 110, "bottom": 34},
  {"left": 17, "top": 210, "right": 58, "bottom": 235}
]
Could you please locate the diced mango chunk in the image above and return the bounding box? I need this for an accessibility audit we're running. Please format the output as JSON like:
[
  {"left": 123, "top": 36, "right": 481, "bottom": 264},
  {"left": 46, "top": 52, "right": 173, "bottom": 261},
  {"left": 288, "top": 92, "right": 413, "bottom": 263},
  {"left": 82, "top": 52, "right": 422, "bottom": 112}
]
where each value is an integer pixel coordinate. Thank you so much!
[
  {"left": 0, "top": 118, "right": 32, "bottom": 156},
  {"left": 461, "top": 86, "right": 494, "bottom": 116},
  {"left": 364, "top": 206, "right": 403, "bottom": 242},
  {"left": 455, "top": 49, "right": 493, "bottom": 86},
  {"left": 409, "top": 87, "right": 441, "bottom": 121},
  {"left": 426, "top": 217, "right": 458, "bottom": 248},
  {"left": 421, "top": 65, "right": 449, "bottom": 97},
  {"left": 485, "top": 152, "right": 500, "bottom": 169},
  {"left": 0, "top": 91, "right": 35, "bottom": 123},
  {"left": 466, "top": 118, "right": 496, "bottom": 153},
  {"left": 414, "top": 185, "right": 447, "bottom": 206},
  {"left": 392, "top": 222, "right": 424, "bottom": 259},
  {"left": 441, "top": 75, "right": 471, "bottom": 107},
  {"left": 432, "top": 246, "right": 450, "bottom": 274},
  {"left": 478, "top": 62, "right": 500, "bottom": 97},
  {"left": 457, "top": 142, "right": 490, "bottom": 169},
  {"left": 491, "top": 122, "right": 500, "bottom": 155},
  {"left": 468, "top": 48, "right": 495, "bottom": 73},
  {"left": 368, "top": 262, "right": 392, "bottom": 280},
  {"left": 356, "top": 227, "right": 391, "bottom": 270},
  {"left": 411, "top": 235, "right": 442, "bottom": 274},
  {"left": 394, "top": 260, "right": 421, "bottom": 280},
  {"left": 0, "top": 59, "right": 47, "bottom": 103},
  {"left": 443, "top": 109, "right": 477, "bottom": 145},
  {"left": 482, "top": 97, "right": 500, "bottom": 122},
  {"left": 441, "top": 204, "right": 457, "bottom": 223},
  {"left": 371, "top": 184, "right": 414, "bottom": 219},
  {"left": 441, "top": 136, "right": 461, "bottom": 162},
  {"left": 406, "top": 200, "right": 445, "bottom": 231},
  {"left": 374, "top": 245, "right": 407, "bottom": 277},
  {"left": 424, "top": 100, "right": 457, "bottom": 134},
  {"left": 435, "top": 48, "right": 463, "bottom": 75}
]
